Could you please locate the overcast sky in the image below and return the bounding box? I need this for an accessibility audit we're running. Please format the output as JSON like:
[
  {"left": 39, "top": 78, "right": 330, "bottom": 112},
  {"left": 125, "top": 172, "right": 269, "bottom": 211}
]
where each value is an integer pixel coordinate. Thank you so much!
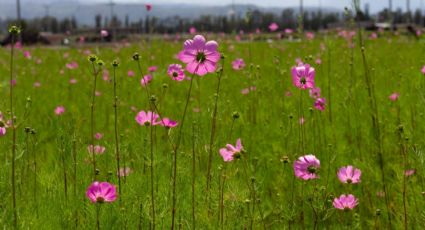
[{"left": 91, "top": 0, "right": 425, "bottom": 13}]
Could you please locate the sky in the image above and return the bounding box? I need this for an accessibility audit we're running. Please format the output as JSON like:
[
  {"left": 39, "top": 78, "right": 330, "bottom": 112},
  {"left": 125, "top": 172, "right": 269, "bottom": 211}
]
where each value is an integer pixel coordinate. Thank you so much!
[{"left": 88, "top": 0, "right": 425, "bottom": 13}]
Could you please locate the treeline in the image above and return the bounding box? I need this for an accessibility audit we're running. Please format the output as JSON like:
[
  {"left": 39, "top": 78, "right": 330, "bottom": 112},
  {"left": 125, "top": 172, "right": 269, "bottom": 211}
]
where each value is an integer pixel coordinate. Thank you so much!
[{"left": 0, "top": 7, "right": 424, "bottom": 35}]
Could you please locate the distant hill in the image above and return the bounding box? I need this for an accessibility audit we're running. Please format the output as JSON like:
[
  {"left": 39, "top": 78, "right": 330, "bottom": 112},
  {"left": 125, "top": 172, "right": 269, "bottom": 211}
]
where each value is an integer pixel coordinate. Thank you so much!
[{"left": 0, "top": 1, "right": 340, "bottom": 26}]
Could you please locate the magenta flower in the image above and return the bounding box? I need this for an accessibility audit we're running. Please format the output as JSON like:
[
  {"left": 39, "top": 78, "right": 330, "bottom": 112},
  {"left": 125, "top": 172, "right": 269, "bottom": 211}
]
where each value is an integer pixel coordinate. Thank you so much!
[
  {"left": 167, "top": 64, "right": 185, "bottom": 81},
  {"left": 309, "top": 87, "right": 321, "bottom": 99},
  {"left": 135, "top": 111, "right": 160, "bottom": 126},
  {"left": 291, "top": 63, "right": 315, "bottom": 90},
  {"left": 268, "top": 22, "right": 279, "bottom": 32},
  {"left": 0, "top": 126, "right": 5, "bottom": 136},
  {"left": 333, "top": 194, "right": 359, "bottom": 210},
  {"left": 177, "top": 35, "right": 220, "bottom": 76},
  {"left": 337, "top": 165, "right": 361, "bottom": 184},
  {"left": 294, "top": 154, "right": 320, "bottom": 180},
  {"left": 159, "top": 118, "right": 178, "bottom": 128},
  {"left": 0, "top": 112, "right": 7, "bottom": 136},
  {"left": 55, "top": 106, "right": 65, "bottom": 116},
  {"left": 100, "top": 30, "right": 109, "bottom": 37},
  {"left": 141, "top": 75, "right": 153, "bottom": 87},
  {"left": 127, "top": 70, "right": 135, "bottom": 77},
  {"left": 87, "top": 145, "right": 106, "bottom": 155},
  {"left": 66, "top": 61, "right": 79, "bottom": 70},
  {"left": 314, "top": 98, "right": 326, "bottom": 111},
  {"left": 232, "top": 58, "right": 245, "bottom": 70},
  {"left": 33, "top": 81, "right": 41, "bottom": 88},
  {"left": 421, "top": 66, "right": 425, "bottom": 75},
  {"left": 148, "top": 66, "right": 158, "bottom": 72},
  {"left": 315, "top": 58, "right": 322, "bottom": 65},
  {"left": 189, "top": 27, "right": 197, "bottom": 34},
  {"left": 284, "top": 28, "right": 293, "bottom": 34},
  {"left": 23, "top": 50, "right": 31, "bottom": 59},
  {"left": 388, "top": 92, "right": 400, "bottom": 101},
  {"left": 219, "top": 138, "right": 244, "bottom": 162},
  {"left": 95, "top": 133, "right": 103, "bottom": 140},
  {"left": 145, "top": 4, "right": 152, "bottom": 11},
  {"left": 404, "top": 169, "right": 415, "bottom": 177},
  {"left": 86, "top": 181, "right": 117, "bottom": 203},
  {"left": 305, "top": 32, "right": 315, "bottom": 40}
]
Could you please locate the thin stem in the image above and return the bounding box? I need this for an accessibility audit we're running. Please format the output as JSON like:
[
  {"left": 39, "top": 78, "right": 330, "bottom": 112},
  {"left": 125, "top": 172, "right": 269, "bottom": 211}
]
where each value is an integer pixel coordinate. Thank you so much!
[
  {"left": 220, "top": 167, "right": 227, "bottom": 229},
  {"left": 90, "top": 62, "right": 99, "bottom": 180},
  {"left": 171, "top": 76, "right": 195, "bottom": 229},
  {"left": 96, "top": 204, "right": 101, "bottom": 230},
  {"left": 206, "top": 64, "right": 224, "bottom": 209},
  {"left": 10, "top": 33, "right": 18, "bottom": 229},
  {"left": 149, "top": 107, "right": 156, "bottom": 229},
  {"left": 191, "top": 122, "right": 196, "bottom": 230},
  {"left": 112, "top": 65, "right": 122, "bottom": 197}
]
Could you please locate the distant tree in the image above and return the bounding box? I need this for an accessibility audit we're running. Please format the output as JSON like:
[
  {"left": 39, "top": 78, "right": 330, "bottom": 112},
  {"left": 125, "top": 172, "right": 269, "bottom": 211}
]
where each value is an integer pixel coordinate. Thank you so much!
[{"left": 95, "top": 14, "right": 102, "bottom": 29}]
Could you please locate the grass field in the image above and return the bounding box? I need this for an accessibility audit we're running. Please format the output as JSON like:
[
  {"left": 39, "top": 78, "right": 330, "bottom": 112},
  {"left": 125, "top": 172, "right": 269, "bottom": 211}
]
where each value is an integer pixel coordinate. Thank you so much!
[{"left": 0, "top": 29, "right": 425, "bottom": 229}]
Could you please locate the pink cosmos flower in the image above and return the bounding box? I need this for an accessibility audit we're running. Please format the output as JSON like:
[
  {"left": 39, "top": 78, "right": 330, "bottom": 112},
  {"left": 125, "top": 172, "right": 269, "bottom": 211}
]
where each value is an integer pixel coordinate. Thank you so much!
[
  {"left": 177, "top": 35, "right": 220, "bottom": 76},
  {"left": 309, "top": 87, "right": 321, "bottom": 99},
  {"left": 421, "top": 66, "right": 425, "bottom": 75},
  {"left": 148, "top": 66, "right": 157, "bottom": 72},
  {"left": 369, "top": 32, "right": 378, "bottom": 40},
  {"left": 33, "top": 81, "right": 41, "bottom": 88},
  {"left": 294, "top": 154, "right": 320, "bottom": 180},
  {"left": 0, "top": 126, "right": 6, "bottom": 136},
  {"left": 145, "top": 4, "right": 152, "bottom": 11},
  {"left": 159, "top": 118, "right": 178, "bottom": 128},
  {"left": 141, "top": 75, "right": 153, "bottom": 87},
  {"left": 314, "top": 98, "right": 326, "bottom": 111},
  {"left": 268, "top": 22, "right": 279, "bottom": 32},
  {"left": 14, "top": 42, "right": 22, "bottom": 49},
  {"left": 284, "top": 28, "right": 293, "bottom": 34},
  {"left": 118, "top": 167, "right": 132, "bottom": 177},
  {"left": 0, "top": 112, "right": 7, "bottom": 136},
  {"left": 100, "top": 30, "right": 108, "bottom": 37},
  {"left": 241, "top": 88, "right": 250, "bottom": 95},
  {"left": 11, "top": 79, "right": 17, "bottom": 87},
  {"left": 337, "top": 165, "right": 361, "bottom": 184},
  {"left": 95, "top": 133, "right": 103, "bottom": 140},
  {"left": 219, "top": 138, "right": 244, "bottom": 162},
  {"left": 127, "top": 70, "right": 135, "bottom": 77},
  {"left": 299, "top": 117, "right": 305, "bottom": 125},
  {"left": 389, "top": 92, "right": 400, "bottom": 101},
  {"left": 87, "top": 145, "right": 106, "bottom": 155},
  {"left": 135, "top": 111, "right": 160, "bottom": 126},
  {"left": 232, "top": 58, "right": 245, "bottom": 70},
  {"left": 333, "top": 194, "right": 359, "bottom": 210},
  {"left": 305, "top": 32, "right": 315, "bottom": 40},
  {"left": 69, "top": 78, "right": 77, "bottom": 84},
  {"left": 189, "top": 27, "right": 197, "bottom": 34},
  {"left": 404, "top": 169, "right": 415, "bottom": 177},
  {"left": 55, "top": 106, "right": 65, "bottom": 116},
  {"left": 86, "top": 181, "right": 117, "bottom": 203},
  {"left": 291, "top": 63, "right": 315, "bottom": 90},
  {"left": 23, "top": 50, "right": 31, "bottom": 59},
  {"left": 66, "top": 61, "right": 79, "bottom": 70},
  {"left": 167, "top": 64, "right": 185, "bottom": 81},
  {"left": 315, "top": 58, "right": 322, "bottom": 65}
]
